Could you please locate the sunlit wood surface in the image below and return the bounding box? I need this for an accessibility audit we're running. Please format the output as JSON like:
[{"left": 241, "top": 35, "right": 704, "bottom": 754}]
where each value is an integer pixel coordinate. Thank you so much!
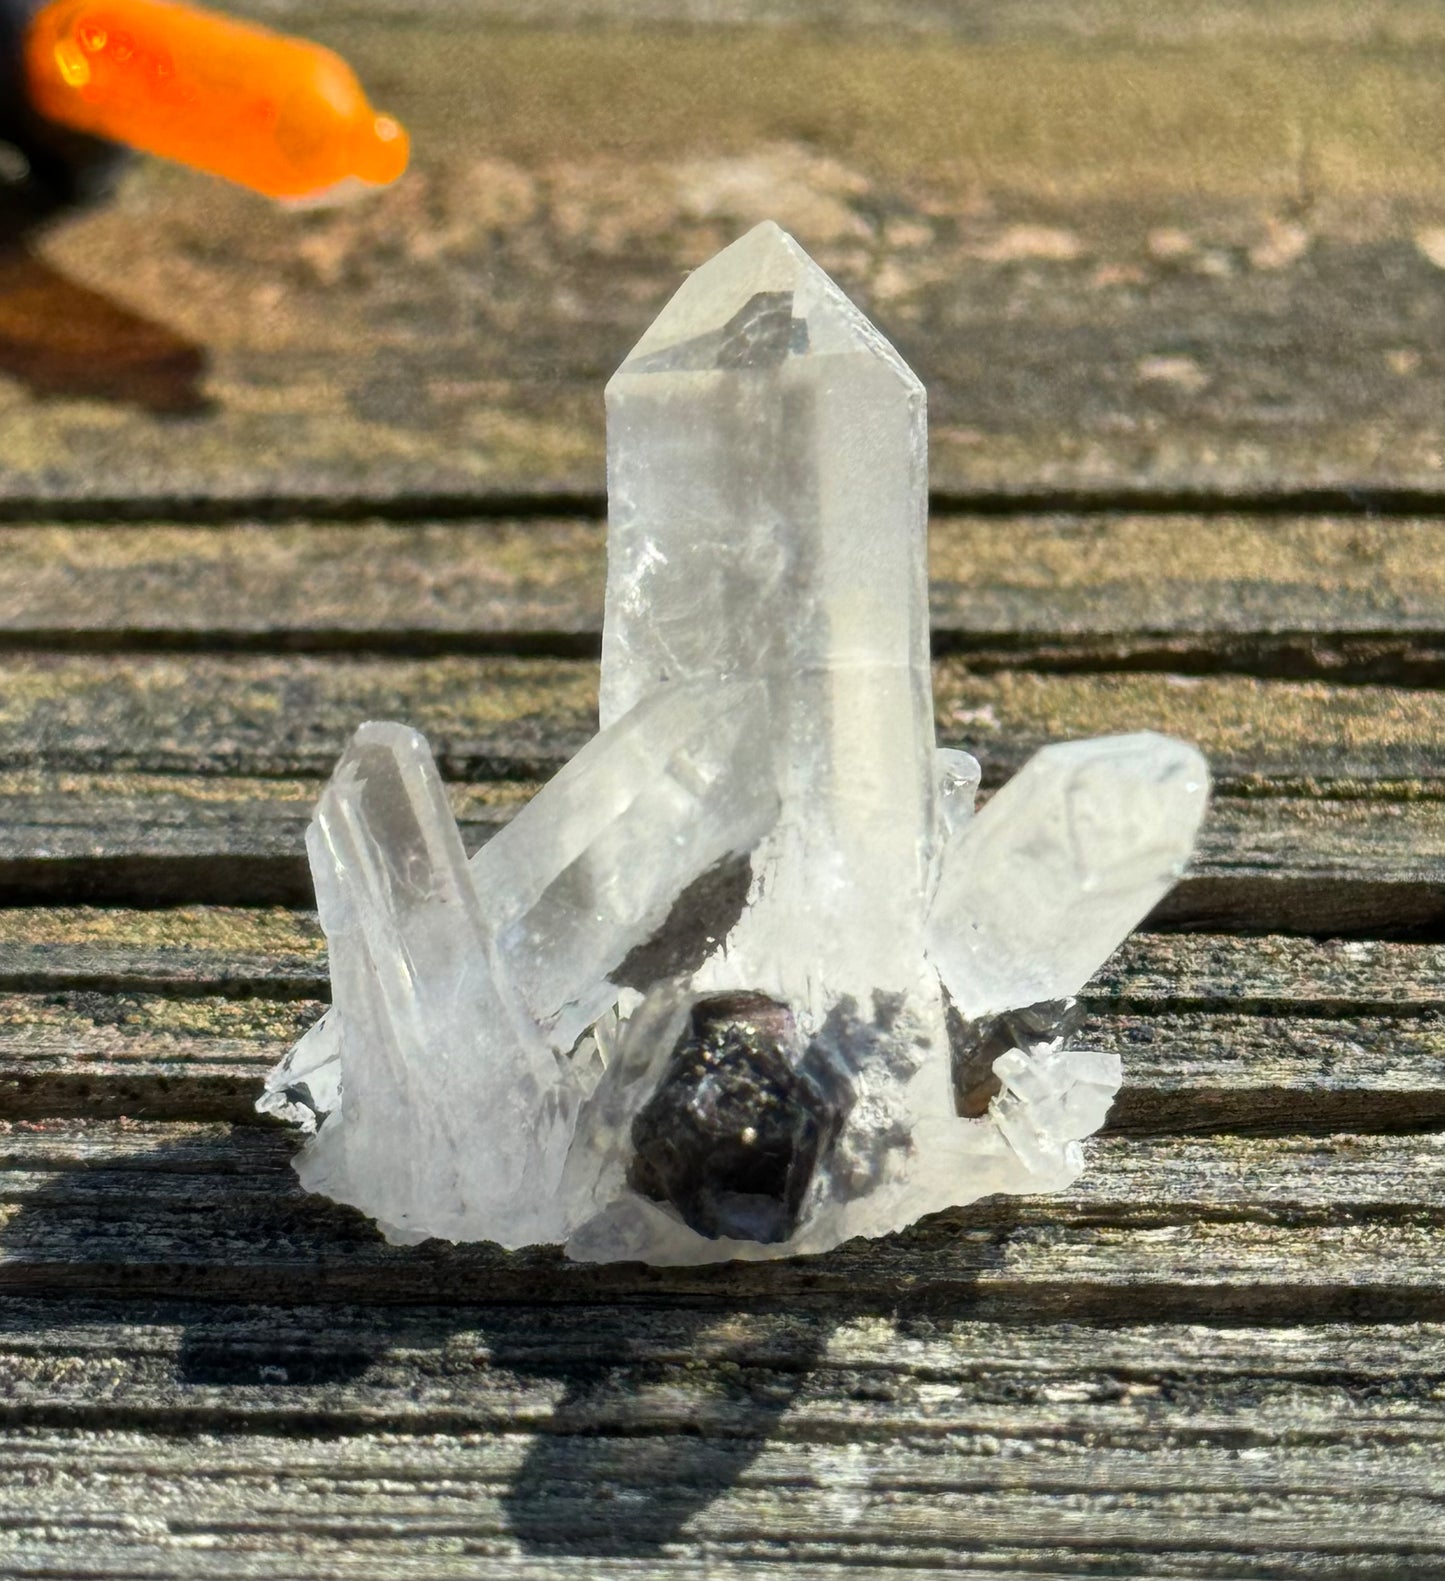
[{"left": 1, "top": 2, "right": 1443, "bottom": 1574}]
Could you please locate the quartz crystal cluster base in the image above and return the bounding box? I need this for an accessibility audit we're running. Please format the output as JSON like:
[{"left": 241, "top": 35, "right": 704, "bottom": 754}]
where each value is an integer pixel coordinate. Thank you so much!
[{"left": 259, "top": 222, "right": 1211, "bottom": 1264}]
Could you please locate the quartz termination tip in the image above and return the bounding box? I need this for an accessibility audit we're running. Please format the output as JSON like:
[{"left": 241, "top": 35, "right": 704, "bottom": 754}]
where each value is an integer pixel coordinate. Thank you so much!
[{"left": 259, "top": 222, "right": 1211, "bottom": 1265}]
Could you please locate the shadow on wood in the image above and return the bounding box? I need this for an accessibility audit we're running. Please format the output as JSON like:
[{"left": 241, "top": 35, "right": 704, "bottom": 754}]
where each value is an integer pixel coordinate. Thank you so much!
[
  {"left": 497, "top": 1313, "right": 830, "bottom": 1557},
  {"left": 0, "top": 233, "right": 210, "bottom": 416},
  {"left": 0, "top": 1126, "right": 1018, "bottom": 1557}
]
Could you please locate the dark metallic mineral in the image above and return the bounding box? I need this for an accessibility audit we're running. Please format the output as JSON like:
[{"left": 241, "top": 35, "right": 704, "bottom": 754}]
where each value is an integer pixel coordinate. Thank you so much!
[
  {"left": 627, "top": 991, "right": 847, "bottom": 1244},
  {"left": 948, "top": 997, "right": 1083, "bottom": 1117}
]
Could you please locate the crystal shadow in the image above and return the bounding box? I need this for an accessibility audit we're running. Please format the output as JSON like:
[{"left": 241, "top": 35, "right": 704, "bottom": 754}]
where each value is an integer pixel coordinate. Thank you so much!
[{"left": 0, "top": 1125, "right": 1023, "bottom": 1559}]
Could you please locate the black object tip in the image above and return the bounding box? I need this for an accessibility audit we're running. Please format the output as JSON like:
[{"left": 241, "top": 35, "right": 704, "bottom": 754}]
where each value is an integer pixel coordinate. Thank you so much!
[{"left": 0, "top": 0, "right": 127, "bottom": 227}]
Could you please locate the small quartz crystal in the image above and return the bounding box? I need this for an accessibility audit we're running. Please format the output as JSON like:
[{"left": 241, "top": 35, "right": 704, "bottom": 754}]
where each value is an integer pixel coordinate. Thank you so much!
[{"left": 260, "top": 222, "right": 1210, "bottom": 1263}]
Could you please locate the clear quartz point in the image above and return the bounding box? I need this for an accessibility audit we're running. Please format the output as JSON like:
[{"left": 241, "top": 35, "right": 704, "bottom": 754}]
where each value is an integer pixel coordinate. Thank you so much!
[
  {"left": 282, "top": 722, "right": 574, "bottom": 1249},
  {"left": 260, "top": 223, "right": 1211, "bottom": 1263},
  {"left": 266, "top": 680, "right": 778, "bottom": 1247},
  {"left": 927, "top": 733, "right": 1212, "bottom": 1020},
  {"left": 476, "top": 677, "right": 778, "bottom": 1051},
  {"left": 602, "top": 221, "right": 935, "bottom": 1014}
]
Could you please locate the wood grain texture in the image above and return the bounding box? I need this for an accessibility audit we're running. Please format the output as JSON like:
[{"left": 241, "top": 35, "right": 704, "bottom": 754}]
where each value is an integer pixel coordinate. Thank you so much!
[
  {"left": 1, "top": 921, "right": 1441, "bottom": 1132},
  {"left": 1, "top": 650, "right": 1439, "bottom": 786},
  {"left": 1, "top": 772, "right": 1442, "bottom": 929},
  {"left": 7, "top": 513, "right": 1445, "bottom": 684},
  {"left": 3, "top": 907, "right": 1438, "bottom": 1000},
  {"left": 2, "top": 1118, "right": 1443, "bottom": 1315},
  {"left": 2, "top": 2, "right": 1443, "bottom": 1573},
  {"left": 5, "top": 2, "right": 1445, "bottom": 504},
  {"left": 0, "top": 651, "right": 1439, "bottom": 927},
  {"left": 0, "top": 904, "right": 1439, "bottom": 1576},
  {"left": 5, "top": 1293, "right": 1445, "bottom": 1580},
  {"left": 3, "top": 992, "right": 1442, "bottom": 1134}
]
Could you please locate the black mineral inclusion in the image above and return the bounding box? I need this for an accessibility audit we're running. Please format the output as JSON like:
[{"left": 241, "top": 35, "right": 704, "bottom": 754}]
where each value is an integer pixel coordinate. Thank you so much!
[
  {"left": 947, "top": 997, "right": 1083, "bottom": 1117},
  {"left": 628, "top": 991, "right": 848, "bottom": 1245}
]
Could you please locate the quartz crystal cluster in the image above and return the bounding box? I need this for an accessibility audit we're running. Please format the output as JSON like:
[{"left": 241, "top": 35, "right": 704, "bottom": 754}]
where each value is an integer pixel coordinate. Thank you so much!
[{"left": 259, "top": 222, "right": 1210, "bottom": 1264}]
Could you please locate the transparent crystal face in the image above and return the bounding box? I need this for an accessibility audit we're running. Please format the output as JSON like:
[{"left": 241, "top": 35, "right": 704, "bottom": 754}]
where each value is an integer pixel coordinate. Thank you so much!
[
  {"left": 261, "top": 222, "right": 1212, "bottom": 1264},
  {"left": 603, "top": 222, "right": 935, "bottom": 1022}
]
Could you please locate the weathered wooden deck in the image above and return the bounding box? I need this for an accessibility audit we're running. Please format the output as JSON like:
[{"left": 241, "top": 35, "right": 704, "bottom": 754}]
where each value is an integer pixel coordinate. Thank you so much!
[{"left": 2, "top": 1, "right": 1444, "bottom": 1574}]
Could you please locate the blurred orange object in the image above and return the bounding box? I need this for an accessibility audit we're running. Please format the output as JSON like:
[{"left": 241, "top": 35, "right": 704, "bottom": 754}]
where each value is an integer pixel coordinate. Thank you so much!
[{"left": 23, "top": 0, "right": 408, "bottom": 199}]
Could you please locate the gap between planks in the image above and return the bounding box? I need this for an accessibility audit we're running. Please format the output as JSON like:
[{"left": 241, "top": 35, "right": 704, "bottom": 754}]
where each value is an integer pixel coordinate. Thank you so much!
[{"left": 8, "top": 489, "right": 1445, "bottom": 526}]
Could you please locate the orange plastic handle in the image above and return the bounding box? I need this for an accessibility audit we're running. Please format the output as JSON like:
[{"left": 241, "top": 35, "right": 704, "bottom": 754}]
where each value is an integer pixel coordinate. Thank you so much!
[{"left": 24, "top": 0, "right": 408, "bottom": 199}]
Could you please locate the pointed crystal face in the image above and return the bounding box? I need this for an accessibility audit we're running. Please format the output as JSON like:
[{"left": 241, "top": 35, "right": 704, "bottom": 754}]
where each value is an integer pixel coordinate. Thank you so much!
[{"left": 610, "top": 221, "right": 923, "bottom": 385}]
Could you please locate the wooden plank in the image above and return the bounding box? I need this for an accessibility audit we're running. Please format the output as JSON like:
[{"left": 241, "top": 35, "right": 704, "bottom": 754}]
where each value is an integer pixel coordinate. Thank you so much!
[
  {"left": 0, "top": 904, "right": 330, "bottom": 994},
  {"left": 0, "top": 652, "right": 1438, "bottom": 787},
  {"left": 0, "top": 773, "right": 1440, "bottom": 928},
  {"left": 2, "top": 1301, "right": 1445, "bottom": 1578},
  {"left": 0, "top": 1467, "right": 1429, "bottom": 1581},
  {"left": 1, "top": 1120, "right": 1443, "bottom": 1321},
  {"left": 8, "top": 514, "right": 1445, "bottom": 684},
  {"left": 5, "top": 910, "right": 1440, "bottom": 1008},
  {"left": 0, "top": 519, "right": 609, "bottom": 653},
  {"left": 0, "top": 771, "right": 533, "bottom": 906},
  {"left": 0, "top": 922, "right": 1442, "bottom": 1131},
  {"left": 7, "top": 6, "right": 1445, "bottom": 505},
  {"left": 0, "top": 655, "right": 1438, "bottom": 925},
  {"left": 5, "top": 1297, "right": 1445, "bottom": 1430},
  {"left": 1, "top": 988, "right": 1441, "bottom": 1134}
]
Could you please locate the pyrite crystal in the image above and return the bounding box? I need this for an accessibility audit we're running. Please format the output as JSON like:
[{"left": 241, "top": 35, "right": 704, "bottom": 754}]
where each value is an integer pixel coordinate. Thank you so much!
[{"left": 260, "top": 223, "right": 1211, "bottom": 1264}]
